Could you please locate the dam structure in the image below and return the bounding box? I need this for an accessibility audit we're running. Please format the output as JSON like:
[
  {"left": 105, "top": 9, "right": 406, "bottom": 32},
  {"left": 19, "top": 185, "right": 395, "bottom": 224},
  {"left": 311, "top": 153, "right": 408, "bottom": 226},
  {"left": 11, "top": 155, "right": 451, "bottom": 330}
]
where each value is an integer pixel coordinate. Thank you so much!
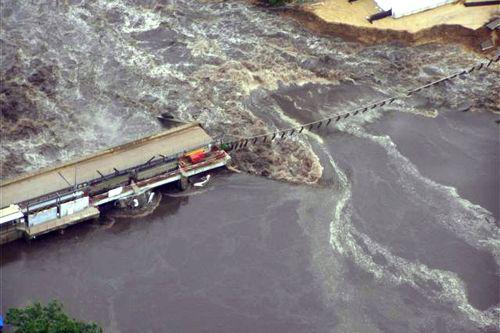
[
  {"left": 0, "top": 56, "right": 495, "bottom": 245},
  {"left": 0, "top": 123, "right": 231, "bottom": 244}
]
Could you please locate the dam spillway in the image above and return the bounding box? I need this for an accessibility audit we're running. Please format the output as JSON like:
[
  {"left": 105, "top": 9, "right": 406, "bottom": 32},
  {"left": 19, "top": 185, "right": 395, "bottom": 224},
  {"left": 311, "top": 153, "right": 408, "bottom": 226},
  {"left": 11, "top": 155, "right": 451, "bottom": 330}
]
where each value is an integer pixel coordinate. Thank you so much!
[{"left": 0, "top": 123, "right": 230, "bottom": 243}]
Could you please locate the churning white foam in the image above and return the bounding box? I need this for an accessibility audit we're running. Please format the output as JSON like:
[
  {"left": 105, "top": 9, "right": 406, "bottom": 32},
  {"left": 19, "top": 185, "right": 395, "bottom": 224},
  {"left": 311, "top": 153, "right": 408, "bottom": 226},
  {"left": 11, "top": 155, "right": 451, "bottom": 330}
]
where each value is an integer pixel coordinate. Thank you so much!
[{"left": 326, "top": 117, "right": 498, "bottom": 328}]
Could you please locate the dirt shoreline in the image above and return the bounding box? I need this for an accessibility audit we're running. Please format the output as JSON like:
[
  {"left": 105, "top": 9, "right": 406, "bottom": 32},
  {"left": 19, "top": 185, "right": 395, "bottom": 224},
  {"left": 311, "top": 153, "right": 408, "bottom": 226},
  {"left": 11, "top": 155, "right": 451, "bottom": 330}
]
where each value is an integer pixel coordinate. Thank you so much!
[{"left": 251, "top": 1, "right": 497, "bottom": 54}]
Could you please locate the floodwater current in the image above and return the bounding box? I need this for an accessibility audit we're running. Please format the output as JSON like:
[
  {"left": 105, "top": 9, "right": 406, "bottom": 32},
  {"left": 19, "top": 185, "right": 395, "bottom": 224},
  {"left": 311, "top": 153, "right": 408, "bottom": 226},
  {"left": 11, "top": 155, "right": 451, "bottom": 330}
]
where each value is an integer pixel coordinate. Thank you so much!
[{"left": 1, "top": 1, "right": 499, "bottom": 332}]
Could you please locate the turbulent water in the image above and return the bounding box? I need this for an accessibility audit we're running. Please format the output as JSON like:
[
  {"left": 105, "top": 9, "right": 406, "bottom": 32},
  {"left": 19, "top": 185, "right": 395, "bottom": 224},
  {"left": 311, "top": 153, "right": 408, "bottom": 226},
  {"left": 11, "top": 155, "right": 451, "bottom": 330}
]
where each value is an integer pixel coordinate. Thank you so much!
[{"left": 1, "top": 1, "right": 499, "bottom": 332}]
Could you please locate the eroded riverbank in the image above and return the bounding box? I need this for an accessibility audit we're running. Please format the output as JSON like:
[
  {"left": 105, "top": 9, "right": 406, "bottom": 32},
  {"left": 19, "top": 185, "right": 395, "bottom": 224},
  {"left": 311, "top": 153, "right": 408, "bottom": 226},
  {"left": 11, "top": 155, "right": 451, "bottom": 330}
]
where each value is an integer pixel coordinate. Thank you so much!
[
  {"left": 251, "top": 0, "right": 497, "bottom": 54},
  {"left": 1, "top": 1, "right": 498, "bottom": 332}
]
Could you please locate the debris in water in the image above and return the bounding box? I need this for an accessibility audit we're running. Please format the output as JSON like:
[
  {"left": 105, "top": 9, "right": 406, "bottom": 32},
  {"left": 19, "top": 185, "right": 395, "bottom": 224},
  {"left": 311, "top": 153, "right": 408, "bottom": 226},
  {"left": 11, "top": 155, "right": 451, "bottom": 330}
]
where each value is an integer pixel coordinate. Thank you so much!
[
  {"left": 226, "top": 165, "right": 242, "bottom": 173},
  {"left": 194, "top": 174, "right": 211, "bottom": 187}
]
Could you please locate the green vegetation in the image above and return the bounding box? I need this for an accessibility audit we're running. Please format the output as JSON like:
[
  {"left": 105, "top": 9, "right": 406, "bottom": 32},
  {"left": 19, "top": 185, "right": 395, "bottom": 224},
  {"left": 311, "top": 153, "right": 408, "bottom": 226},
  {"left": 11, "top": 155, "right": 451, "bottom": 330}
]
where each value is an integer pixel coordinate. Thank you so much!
[
  {"left": 267, "top": 0, "right": 290, "bottom": 5},
  {"left": 265, "top": 0, "right": 310, "bottom": 6},
  {"left": 6, "top": 300, "right": 102, "bottom": 333},
  {"left": 267, "top": 0, "right": 291, "bottom": 5}
]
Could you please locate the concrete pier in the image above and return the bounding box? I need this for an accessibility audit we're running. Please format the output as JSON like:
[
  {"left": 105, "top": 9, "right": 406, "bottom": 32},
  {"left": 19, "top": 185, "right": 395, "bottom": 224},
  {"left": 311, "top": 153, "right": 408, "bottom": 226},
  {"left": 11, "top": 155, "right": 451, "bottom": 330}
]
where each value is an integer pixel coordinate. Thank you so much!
[
  {"left": 1, "top": 123, "right": 212, "bottom": 208},
  {"left": 0, "top": 123, "right": 230, "bottom": 244}
]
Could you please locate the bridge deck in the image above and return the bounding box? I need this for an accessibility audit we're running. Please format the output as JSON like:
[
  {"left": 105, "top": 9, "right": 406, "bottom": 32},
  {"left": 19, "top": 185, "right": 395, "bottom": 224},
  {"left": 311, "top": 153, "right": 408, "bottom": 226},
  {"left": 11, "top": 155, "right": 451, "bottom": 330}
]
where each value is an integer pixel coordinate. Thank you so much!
[{"left": 0, "top": 123, "right": 212, "bottom": 208}]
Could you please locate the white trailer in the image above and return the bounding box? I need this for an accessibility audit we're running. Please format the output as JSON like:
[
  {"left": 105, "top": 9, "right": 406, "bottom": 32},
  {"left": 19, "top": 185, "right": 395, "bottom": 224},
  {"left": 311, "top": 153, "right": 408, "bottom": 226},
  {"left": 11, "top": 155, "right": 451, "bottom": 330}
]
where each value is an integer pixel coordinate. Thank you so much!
[{"left": 374, "top": 0, "right": 457, "bottom": 18}]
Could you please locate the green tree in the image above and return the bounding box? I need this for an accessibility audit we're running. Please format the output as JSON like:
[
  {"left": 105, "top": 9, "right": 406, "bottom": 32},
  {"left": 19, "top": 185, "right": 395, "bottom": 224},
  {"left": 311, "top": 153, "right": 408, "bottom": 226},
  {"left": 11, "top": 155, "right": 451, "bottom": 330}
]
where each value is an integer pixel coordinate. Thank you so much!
[
  {"left": 266, "top": 0, "right": 309, "bottom": 5},
  {"left": 6, "top": 300, "right": 102, "bottom": 333},
  {"left": 268, "top": 0, "right": 290, "bottom": 5}
]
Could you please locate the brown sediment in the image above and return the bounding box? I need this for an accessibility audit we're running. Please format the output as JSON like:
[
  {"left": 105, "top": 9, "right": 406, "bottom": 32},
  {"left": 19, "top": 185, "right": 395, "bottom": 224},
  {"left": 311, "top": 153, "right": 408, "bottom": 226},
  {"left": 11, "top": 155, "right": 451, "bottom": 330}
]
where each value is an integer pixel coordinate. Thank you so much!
[
  {"left": 0, "top": 60, "right": 59, "bottom": 139},
  {"left": 251, "top": 1, "right": 497, "bottom": 54},
  {"left": 231, "top": 139, "right": 323, "bottom": 184},
  {"left": 0, "top": 149, "right": 30, "bottom": 177}
]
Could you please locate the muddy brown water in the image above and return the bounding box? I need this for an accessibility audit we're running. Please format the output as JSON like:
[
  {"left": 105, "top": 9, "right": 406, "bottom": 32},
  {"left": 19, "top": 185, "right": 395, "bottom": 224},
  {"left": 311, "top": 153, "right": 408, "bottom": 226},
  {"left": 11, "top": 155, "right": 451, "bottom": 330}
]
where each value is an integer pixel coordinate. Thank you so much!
[{"left": 1, "top": 1, "right": 499, "bottom": 332}]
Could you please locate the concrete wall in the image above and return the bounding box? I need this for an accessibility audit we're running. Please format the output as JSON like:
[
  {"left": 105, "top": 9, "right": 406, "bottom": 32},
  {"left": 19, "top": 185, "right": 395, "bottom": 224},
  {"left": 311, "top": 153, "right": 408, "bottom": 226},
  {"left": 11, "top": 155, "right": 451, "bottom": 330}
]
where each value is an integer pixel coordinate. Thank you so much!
[{"left": 0, "top": 224, "right": 22, "bottom": 244}]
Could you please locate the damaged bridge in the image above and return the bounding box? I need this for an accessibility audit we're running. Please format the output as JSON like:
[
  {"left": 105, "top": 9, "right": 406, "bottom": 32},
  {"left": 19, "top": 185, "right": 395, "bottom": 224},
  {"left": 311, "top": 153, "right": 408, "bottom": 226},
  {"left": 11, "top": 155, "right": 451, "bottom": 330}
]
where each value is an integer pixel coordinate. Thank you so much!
[
  {"left": 0, "top": 54, "right": 497, "bottom": 244},
  {"left": 0, "top": 123, "right": 230, "bottom": 243}
]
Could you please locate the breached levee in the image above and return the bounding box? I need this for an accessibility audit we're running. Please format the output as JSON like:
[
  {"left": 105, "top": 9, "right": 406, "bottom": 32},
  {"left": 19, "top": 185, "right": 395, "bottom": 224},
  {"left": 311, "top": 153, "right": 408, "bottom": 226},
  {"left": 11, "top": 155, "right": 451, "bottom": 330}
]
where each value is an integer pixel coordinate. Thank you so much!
[
  {"left": 1, "top": 1, "right": 499, "bottom": 332},
  {"left": 251, "top": 0, "right": 497, "bottom": 54},
  {"left": 232, "top": 139, "right": 323, "bottom": 184},
  {"left": 183, "top": 58, "right": 328, "bottom": 184},
  {"left": 0, "top": 0, "right": 329, "bottom": 187}
]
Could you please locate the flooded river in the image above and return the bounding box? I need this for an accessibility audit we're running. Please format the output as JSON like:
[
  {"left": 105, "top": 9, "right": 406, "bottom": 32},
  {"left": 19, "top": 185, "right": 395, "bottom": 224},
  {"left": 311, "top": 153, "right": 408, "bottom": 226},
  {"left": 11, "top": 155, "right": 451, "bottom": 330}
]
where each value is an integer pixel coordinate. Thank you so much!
[{"left": 1, "top": 0, "right": 498, "bottom": 332}]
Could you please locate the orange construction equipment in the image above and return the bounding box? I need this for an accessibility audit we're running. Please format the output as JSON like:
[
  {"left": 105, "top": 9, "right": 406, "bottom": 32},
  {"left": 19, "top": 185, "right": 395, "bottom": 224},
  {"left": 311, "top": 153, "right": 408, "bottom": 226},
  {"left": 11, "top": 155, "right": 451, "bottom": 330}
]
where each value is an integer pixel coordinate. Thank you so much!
[{"left": 185, "top": 150, "right": 206, "bottom": 164}]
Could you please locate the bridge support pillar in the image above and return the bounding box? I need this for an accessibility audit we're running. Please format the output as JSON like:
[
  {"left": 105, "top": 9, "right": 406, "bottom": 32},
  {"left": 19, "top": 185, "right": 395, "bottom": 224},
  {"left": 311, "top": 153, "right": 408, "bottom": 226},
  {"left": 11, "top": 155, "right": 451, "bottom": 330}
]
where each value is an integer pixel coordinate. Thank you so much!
[{"left": 178, "top": 176, "right": 189, "bottom": 191}]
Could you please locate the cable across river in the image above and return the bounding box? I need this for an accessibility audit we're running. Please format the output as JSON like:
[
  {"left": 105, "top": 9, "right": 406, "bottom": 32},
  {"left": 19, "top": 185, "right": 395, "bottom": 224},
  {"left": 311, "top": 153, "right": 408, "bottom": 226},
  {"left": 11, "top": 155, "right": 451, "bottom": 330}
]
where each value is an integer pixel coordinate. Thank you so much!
[{"left": 220, "top": 53, "right": 499, "bottom": 151}]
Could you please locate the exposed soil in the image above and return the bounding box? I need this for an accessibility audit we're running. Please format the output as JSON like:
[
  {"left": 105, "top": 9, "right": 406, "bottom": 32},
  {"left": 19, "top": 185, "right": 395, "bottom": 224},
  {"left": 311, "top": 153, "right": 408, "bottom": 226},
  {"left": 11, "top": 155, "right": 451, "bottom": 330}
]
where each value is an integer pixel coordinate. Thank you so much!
[{"left": 252, "top": 1, "right": 497, "bottom": 54}]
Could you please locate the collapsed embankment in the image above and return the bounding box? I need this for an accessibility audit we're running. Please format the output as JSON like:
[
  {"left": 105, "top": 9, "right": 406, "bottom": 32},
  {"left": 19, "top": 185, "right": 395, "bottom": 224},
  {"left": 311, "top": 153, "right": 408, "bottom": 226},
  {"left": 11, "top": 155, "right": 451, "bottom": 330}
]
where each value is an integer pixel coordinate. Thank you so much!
[
  {"left": 252, "top": 1, "right": 497, "bottom": 54},
  {"left": 1, "top": 0, "right": 496, "bottom": 186}
]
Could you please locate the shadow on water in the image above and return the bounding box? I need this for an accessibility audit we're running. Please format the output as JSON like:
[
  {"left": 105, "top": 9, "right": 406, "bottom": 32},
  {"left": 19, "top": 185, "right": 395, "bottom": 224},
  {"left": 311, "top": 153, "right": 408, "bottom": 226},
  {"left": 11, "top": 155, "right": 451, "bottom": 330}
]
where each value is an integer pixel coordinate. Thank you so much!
[
  {"left": 101, "top": 189, "right": 189, "bottom": 236},
  {"left": 0, "top": 182, "right": 191, "bottom": 267},
  {"left": 1, "top": 172, "right": 343, "bottom": 332}
]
